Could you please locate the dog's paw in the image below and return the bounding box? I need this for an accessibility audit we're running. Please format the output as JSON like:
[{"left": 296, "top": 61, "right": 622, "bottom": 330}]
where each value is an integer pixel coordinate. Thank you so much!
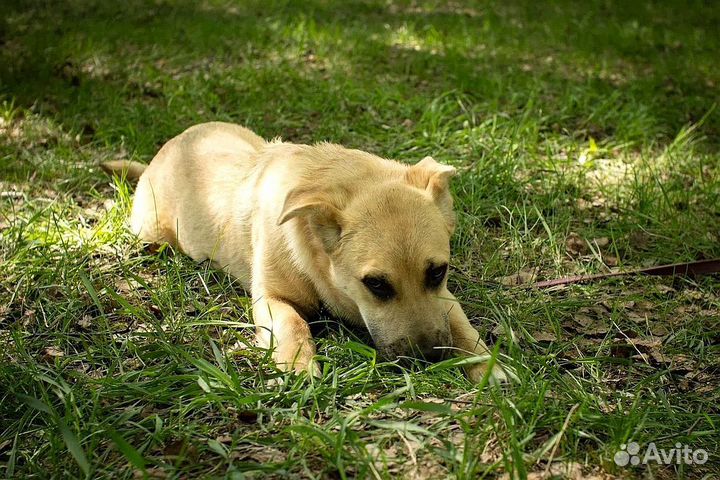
[
  {"left": 465, "top": 361, "right": 515, "bottom": 385},
  {"left": 274, "top": 340, "right": 320, "bottom": 378}
]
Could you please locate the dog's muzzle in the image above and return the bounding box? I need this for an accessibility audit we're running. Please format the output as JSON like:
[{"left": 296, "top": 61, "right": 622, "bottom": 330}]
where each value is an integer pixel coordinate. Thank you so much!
[{"left": 377, "top": 329, "right": 451, "bottom": 362}]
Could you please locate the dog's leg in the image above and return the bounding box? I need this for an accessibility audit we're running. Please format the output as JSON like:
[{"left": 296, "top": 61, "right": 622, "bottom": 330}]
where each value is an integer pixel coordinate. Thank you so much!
[
  {"left": 252, "top": 295, "right": 320, "bottom": 377},
  {"left": 443, "top": 291, "right": 509, "bottom": 383}
]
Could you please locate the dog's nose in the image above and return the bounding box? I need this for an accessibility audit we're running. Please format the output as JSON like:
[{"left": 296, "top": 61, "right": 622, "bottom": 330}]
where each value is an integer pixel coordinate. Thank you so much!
[
  {"left": 378, "top": 330, "right": 451, "bottom": 361},
  {"left": 420, "top": 345, "right": 447, "bottom": 362},
  {"left": 416, "top": 331, "right": 450, "bottom": 361}
]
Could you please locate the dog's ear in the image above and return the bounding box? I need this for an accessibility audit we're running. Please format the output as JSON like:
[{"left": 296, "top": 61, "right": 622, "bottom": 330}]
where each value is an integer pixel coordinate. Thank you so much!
[
  {"left": 406, "top": 156, "right": 457, "bottom": 233},
  {"left": 277, "top": 187, "right": 343, "bottom": 251},
  {"left": 407, "top": 156, "right": 457, "bottom": 198}
]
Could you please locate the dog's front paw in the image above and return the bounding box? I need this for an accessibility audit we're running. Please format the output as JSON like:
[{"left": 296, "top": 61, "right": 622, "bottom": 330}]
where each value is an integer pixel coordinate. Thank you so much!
[
  {"left": 274, "top": 339, "right": 320, "bottom": 378},
  {"left": 465, "top": 361, "right": 514, "bottom": 385}
]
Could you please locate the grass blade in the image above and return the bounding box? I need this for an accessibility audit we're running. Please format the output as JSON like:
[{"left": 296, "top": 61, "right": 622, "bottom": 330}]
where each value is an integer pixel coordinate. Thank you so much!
[
  {"left": 58, "top": 420, "right": 90, "bottom": 476},
  {"left": 106, "top": 428, "right": 146, "bottom": 471}
]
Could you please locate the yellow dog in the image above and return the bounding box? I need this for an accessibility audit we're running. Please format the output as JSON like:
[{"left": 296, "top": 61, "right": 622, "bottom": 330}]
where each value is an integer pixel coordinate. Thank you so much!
[{"left": 103, "top": 122, "right": 509, "bottom": 383}]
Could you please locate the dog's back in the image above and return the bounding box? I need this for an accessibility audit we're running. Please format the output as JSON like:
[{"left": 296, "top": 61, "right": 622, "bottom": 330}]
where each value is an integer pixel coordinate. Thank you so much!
[{"left": 105, "top": 123, "right": 265, "bottom": 279}]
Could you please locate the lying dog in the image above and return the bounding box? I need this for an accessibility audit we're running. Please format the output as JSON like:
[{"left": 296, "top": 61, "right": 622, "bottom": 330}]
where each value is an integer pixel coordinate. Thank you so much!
[{"left": 103, "top": 122, "right": 508, "bottom": 383}]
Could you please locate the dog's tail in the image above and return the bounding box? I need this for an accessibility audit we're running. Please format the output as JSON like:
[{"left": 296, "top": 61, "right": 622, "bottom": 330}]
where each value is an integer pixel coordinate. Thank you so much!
[{"left": 100, "top": 160, "right": 147, "bottom": 181}]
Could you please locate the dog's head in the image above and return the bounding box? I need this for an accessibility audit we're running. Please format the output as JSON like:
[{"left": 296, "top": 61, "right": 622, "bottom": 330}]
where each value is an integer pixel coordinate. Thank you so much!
[{"left": 278, "top": 156, "right": 458, "bottom": 361}]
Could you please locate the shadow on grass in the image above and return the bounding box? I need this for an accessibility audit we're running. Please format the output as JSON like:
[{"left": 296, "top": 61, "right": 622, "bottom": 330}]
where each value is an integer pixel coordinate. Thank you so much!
[{"left": 1, "top": 0, "right": 718, "bottom": 154}]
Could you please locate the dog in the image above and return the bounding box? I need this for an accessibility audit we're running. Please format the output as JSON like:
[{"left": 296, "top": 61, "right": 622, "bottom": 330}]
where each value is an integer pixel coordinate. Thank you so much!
[{"left": 102, "top": 122, "right": 509, "bottom": 383}]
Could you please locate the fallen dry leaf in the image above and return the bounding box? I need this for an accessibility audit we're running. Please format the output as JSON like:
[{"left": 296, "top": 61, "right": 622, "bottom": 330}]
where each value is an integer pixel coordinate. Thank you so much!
[
  {"left": 22, "top": 309, "right": 36, "bottom": 326},
  {"left": 566, "top": 233, "right": 588, "bottom": 256},
  {"left": 593, "top": 237, "right": 610, "bottom": 248},
  {"left": 78, "top": 315, "right": 92, "bottom": 329},
  {"left": 491, "top": 323, "right": 519, "bottom": 343},
  {"left": 649, "top": 323, "right": 669, "bottom": 337},
  {"left": 133, "top": 467, "right": 167, "bottom": 479},
  {"left": 230, "top": 444, "right": 287, "bottom": 463},
  {"left": 160, "top": 439, "right": 198, "bottom": 461},
  {"left": 576, "top": 198, "right": 591, "bottom": 210},
  {"left": 626, "top": 311, "right": 646, "bottom": 323},
  {"left": 628, "top": 231, "right": 651, "bottom": 250},
  {"left": 497, "top": 268, "right": 538, "bottom": 286},
  {"left": 532, "top": 331, "right": 558, "bottom": 342},
  {"left": 567, "top": 307, "right": 612, "bottom": 336},
  {"left": 573, "top": 313, "right": 594, "bottom": 328},
  {"left": 649, "top": 352, "right": 695, "bottom": 371},
  {"left": 603, "top": 255, "right": 618, "bottom": 267},
  {"left": 115, "top": 278, "right": 143, "bottom": 294},
  {"left": 41, "top": 346, "right": 64, "bottom": 362},
  {"left": 621, "top": 300, "right": 636, "bottom": 309},
  {"left": 626, "top": 336, "right": 663, "bottom": 349}
]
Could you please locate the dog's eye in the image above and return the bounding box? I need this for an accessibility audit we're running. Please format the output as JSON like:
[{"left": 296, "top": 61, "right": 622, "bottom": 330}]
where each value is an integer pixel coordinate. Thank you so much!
[
  {"left": 362, "top": 276, "right": 395, "bottom": 301},
  {"left": 425, "top": 264, "right": 448, "bottom": 289}
]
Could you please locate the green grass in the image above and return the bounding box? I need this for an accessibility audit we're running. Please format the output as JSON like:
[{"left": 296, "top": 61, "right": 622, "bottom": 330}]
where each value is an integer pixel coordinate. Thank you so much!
[{"left": 1, "top": 0, "right": 719, "bottom": 478}]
